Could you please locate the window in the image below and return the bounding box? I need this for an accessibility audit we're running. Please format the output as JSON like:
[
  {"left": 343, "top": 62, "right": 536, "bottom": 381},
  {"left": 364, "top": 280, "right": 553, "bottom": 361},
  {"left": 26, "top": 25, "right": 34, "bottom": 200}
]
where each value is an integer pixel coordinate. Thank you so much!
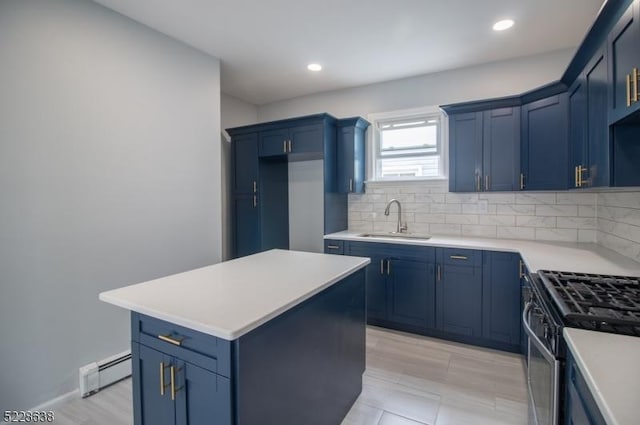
[{"left": 370, "top": 108, "right": 446, "bottom": 181}]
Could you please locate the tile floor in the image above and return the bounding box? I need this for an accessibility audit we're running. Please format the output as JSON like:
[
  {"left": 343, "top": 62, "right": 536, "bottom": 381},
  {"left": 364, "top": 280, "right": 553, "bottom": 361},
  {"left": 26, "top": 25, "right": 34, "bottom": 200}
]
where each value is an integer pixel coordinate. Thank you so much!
[{"left": 53, "top": 326, "right": 528, "bottom": 425}]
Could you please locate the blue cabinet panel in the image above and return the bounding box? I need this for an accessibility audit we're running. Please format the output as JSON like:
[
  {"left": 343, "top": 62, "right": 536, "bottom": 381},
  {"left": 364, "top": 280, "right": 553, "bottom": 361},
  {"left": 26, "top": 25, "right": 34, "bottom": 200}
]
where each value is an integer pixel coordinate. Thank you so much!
[
  {"left": 388, "top": 259, "right": 435, "bottom": 329},
  {"left": 233, "top": 195, "right": 261, "bottom": 258},
  {"left": 565, "top": 353, "right": 607, "bottom": 425},
  {"left": 349, "top": 244, "right": 388, "bottom": 322},
  {"left": 232, "top": 133, "right": 259, "bottom": 194},
  {"left": 259, "top": 128, "right": 289, "bottom": 157},
  {"left": 482, "top": 251, "right": 521, "bottom": 346},
  {"left": 521, "top": 93, "right": 570, "bottom": 190},
  {"left": 337, "top": 118, "right": 369, "bottom": 193},
  {"left": 449, "top": 112, "right": 483, "bottom": 192},
  {"left": 569, "top": 77, "right": 588, "bottom": 188},
  {"left": 436, "top": 248, "right": 483, "bottom": 337},
  {"left": 175, "top": 361, "right": 231, "bottom": 425},
  {"left": 134, "top": 343, "right": 175, "bottom": 425},
  {"left": 586, "top": 48, "right": 610, "bottom": 188},
  {"left": 323, "top": 239, "right": 344, "bottom": 254},
  {"left": 289, "top": 124, "right": 324, "bottom": 155},
  {"left": 608, "top": 0, "right": 640, "bottom": 124},
  {"left": 483, "top": 107, "right": 520, "bottom": 191}
]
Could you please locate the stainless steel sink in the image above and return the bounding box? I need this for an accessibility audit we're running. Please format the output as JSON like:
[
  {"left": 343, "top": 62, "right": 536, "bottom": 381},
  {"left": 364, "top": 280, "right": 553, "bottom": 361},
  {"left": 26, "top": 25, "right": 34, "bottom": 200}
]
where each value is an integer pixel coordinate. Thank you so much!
[{"left": 357, "top": 232, "right": 432, "bottom": 240}]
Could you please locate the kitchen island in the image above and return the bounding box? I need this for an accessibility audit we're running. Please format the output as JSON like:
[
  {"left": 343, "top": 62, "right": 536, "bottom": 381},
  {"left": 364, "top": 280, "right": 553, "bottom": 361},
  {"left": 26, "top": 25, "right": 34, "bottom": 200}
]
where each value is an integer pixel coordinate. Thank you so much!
[{"left": 99, "top": 249, "right": 370, "bottom": 425}]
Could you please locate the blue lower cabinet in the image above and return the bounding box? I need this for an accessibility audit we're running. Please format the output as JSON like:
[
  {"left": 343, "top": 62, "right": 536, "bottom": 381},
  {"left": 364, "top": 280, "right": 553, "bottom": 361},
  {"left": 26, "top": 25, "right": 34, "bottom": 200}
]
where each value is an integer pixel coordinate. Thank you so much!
[
  {"left": 133, "top": 343, "right": 175, "bottom": 425},
  {"left": 436, "top": 259, "right": 483, "bottom": 337},
  {"left": 388, "top": 258, "right": 435, "bottom": 329},
  {"left": 565, "top": 353, "right": 606, "bottom": 425},
  {"left": 175, "top": 361, "right": 231, "bottom": 425},
  {"left": 481, "top": 251, "right": 521, "bottom": 347}
]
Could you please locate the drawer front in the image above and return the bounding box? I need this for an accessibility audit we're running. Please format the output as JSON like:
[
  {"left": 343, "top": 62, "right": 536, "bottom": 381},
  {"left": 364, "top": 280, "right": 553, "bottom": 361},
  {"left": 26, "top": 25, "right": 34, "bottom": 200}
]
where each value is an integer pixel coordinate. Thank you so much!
[
  {"left": 132, "top": 312, "right": 231, "bottom": 377},
  {"left": 324, "top": 239, "right": 344, "bottom": 254},
  {"left": 348, "top": 241, "right": 434, "bottom": 261},
  {"left": 442, "top": 247, "right": 482, "bottom": 267}
]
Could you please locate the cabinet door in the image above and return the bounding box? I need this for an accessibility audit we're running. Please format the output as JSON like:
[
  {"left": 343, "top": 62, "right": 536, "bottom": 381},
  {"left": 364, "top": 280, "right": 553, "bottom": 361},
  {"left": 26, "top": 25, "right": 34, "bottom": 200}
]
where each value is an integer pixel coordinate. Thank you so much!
[
  {"left": 134, "top": 344, "right": 175, "bottom": 425},
  {"left": 175, "top": 361, "right": 232, "bottom": 425},
  {"left": 437, "top": 260, "right": 483, "bottom": 337},
  {"left": 521, "top": 94, "right": 569, "bottom": 190},
  {"left": 289, "top": 124, "right": 323, "bottom": 155},
  {"left": 337, "top": 126, "right": 355, "bottom": 193},
  {"left": 259, "top": 128, "right": 289, "bottom": 157},
  {"left": 608, "top": 0, "right": 640, "bottom": 123},
  {"left": 568, "top": 77, "right": 588, "bottom": 188},
  {"left": 350, "top": 245, "right": 387, "bottom": 322},
  {"left": 234, "top": 195, "right": 260, "bottom": 258},
  {"left": 388, "top": 258, "right": 435, "bottom": 329},
  {"left": 482, "top": 251, "right": 520, "bottom": 346},
  {"left": 449, "top": 112, "right": 483, "bottom": 192},
  {"left": 483, "top": 107, "right": 520, "bottom": 191},
  {"left": 233, "top": 133, "right": 259, "bottom": 194},
  {"left": 585, "top": 48, "right": 610, "bottom": 188}
]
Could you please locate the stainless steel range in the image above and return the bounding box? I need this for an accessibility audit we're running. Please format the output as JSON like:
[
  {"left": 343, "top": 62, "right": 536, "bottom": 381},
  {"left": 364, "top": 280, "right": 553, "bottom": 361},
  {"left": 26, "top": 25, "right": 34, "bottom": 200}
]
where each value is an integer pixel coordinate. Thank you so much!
[{"left": 523, "top": 270, "right": 640, "bottom": 425}]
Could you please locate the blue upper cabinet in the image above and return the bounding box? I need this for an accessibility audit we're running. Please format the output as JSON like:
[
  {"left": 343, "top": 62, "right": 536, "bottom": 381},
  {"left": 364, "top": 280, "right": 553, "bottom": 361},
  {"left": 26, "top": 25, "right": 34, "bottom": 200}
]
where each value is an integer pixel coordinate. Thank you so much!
[
  {"left": 585, "top": 47, "right": 610, "bottom": 188},
  {"left": 259, "top": 124, "right": 324, "bottom": 158},
  {"left": 483, "top": 107, "right": 520, "bottom": 191},
  {"left": 608, "top": 0, "right": 640, "bottom": 124},
  {"left": 233, "top": 133, "right": 259, "bottom": 194},
  {"left": 521, "top": 92, "right": 570, "bottom": 190},
  {"left": 448, "top": 112, "right": 483, "bottom": 192},
  {"left": 336, "top": 117, "right": 370, "bottom": 193},
  {"left": 569, "top": 77, "right": 588, "bottom": 188}
]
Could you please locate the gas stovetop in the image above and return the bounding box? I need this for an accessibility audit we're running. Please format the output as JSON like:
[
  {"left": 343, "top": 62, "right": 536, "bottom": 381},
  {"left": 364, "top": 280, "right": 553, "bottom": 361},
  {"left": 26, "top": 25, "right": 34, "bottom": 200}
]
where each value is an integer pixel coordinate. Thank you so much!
[{"left": 537, "top": 270, "right": 640, "bottom": 336}]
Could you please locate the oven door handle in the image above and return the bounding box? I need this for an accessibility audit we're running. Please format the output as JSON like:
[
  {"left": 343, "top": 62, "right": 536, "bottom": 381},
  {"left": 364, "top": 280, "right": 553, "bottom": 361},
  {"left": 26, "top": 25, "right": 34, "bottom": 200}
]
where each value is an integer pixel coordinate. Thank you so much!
[{"left": 522, "top": 302, "right": 556, "bottom": 363}]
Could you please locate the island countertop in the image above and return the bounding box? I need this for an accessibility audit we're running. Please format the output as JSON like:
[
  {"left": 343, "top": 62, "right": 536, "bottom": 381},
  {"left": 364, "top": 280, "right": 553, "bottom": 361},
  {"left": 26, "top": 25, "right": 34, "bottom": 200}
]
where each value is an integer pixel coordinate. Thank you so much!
[{"left": 99, "top": 249, "right": 370, "bottom": 340}]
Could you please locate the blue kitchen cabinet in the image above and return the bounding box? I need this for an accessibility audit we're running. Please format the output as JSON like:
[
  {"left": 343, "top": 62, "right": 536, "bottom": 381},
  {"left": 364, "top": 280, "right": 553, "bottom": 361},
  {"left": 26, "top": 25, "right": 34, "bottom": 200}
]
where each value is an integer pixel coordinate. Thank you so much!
[
  {"left": 482, "top": 107, "right": 521, "bottom": 191},
  {"left": 233, "top": 195, "right": 261, "bottom": 258},
  {"left": 482, "top": 251, "right": 521, "bottom": 348},
  {"left": 448, "top": 112, "right": 483, "bottom": 192},
  {"left": 232, "top": 133, "right": 259, "bottom": 194},
  {"left": 323, "top": 239, "right": 344, "bottom": 255},
  {"left": 259, "top": 124, "right": 324, "bottom": 157},
  {"left": 565, "top": 353, "right": 606, "bottom": 425},
  {"left": 347, "top": 241, "right": 435, "bottom": 330},
  {"left": 608, "top": 0, "right": 640, "bottom": 124},
  {"left": 521, "top": 93, "right": 570, "bottom": 190},
  {"left": 586, "top": 47, "right": 610, "bottom": 188},
  {"left": 336, "top": 117, "right": 370, "bottom": 193},
  {"left": 436, "top": 248, "right": 483, "bottom": 337},
  {"left": 132, "top": 343, "right": 231, "bottom": 425},
  {"left": 447, "top": 106, "right": 520, "bottom": 192},
  {"left": 568, "top": 76, "right": 588, "bottom": 188}
]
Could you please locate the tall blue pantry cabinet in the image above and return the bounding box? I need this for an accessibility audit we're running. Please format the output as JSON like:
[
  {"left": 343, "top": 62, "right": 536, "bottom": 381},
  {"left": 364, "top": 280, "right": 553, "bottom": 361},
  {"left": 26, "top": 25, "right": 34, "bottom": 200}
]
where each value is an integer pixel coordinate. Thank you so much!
[{"left": 227, "top": 114, "right": 369, "bottom": 258}]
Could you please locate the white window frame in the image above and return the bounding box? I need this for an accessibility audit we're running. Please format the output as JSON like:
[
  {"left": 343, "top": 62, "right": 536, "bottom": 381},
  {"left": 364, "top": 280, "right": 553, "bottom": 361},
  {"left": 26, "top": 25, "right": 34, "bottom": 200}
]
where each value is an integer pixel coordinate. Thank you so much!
[{"left": 367, "top": 106, "right": 448, "bottom": 183}]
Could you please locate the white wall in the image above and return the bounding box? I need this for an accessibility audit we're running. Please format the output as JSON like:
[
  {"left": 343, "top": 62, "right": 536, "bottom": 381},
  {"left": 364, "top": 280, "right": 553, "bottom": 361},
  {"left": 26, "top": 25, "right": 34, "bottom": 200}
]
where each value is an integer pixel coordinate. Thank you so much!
[
  {"left": 0, "top": 0, "right": 221, "bottom": 410},
  {"left": 221, "top": 94, "right": 258, "bottom": 259},
  {"left": 257, "top": 49, "right": 574, "bottom": 121}
]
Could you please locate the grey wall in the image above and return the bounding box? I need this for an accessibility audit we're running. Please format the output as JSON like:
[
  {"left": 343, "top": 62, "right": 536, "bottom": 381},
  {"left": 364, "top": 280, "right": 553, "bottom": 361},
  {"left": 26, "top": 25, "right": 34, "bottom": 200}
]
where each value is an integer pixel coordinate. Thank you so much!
[
  {"left": 288, "top": 160, "right": 324, "bottom": 253},
  {"left": 257, "top": 48, "right": 574, "bottom": 121},
  {"left": 220, "top": 94, "right": 258, "bottom": 260},
  {"left": 0, "top": 0, "right": 221, "bottom": 410}
]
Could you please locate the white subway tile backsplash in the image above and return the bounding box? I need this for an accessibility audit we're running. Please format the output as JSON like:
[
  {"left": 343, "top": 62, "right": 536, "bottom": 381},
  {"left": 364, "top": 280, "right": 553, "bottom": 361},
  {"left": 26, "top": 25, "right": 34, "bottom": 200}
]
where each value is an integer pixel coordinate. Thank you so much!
[
  {"left": 347, "top": 183, "right": 640, "bottom": 254},
  {"left": 516, "top": 216, "right": 557, "bottom": 228}
]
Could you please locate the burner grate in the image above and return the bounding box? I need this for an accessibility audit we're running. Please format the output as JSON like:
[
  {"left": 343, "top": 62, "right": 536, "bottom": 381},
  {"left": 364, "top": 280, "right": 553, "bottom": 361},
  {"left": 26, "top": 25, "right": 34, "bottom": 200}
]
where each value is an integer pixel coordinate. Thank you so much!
[{"left": 538, "top": 270, "right": 640, "bottom": 329}]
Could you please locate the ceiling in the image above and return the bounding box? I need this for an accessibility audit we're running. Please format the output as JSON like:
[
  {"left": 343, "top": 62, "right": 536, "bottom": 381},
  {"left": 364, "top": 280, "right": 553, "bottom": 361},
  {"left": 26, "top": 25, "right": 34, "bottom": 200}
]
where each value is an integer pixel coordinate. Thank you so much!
[{"left": 92, "top": 0, "right": 605, "bottom": 106}]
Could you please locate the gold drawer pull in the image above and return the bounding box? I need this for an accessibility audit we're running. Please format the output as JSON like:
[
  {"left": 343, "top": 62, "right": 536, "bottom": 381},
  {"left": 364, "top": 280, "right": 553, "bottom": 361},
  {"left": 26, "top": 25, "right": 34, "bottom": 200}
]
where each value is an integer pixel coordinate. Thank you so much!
[
  {"left": 158, "top": 334, "right": 184, "bottom": 346},
  {"left": 170, "top": 365, "right": 183, "bottom": 401},
  {"left": 159, "top": 362, "right": 170, "bottom": 395},
  {"left": 633, "top": 67, "right": 639, "bottom": 104},
  {"left": 450, "top": 255, "right": 468, "bottom": 260}
]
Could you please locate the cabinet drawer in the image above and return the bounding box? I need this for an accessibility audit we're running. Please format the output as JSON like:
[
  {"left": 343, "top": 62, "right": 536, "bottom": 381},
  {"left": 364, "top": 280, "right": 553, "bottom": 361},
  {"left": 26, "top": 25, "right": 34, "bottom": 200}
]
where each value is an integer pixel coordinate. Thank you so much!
[
  {"left": 324, "top": 239, "right": 344, "bottom": 254},
  {"left": 132, "top": 312, "right": 231, "bottom": 377},
  {"left": 442, "top": 248, "right": 482, "bottom": 267}
]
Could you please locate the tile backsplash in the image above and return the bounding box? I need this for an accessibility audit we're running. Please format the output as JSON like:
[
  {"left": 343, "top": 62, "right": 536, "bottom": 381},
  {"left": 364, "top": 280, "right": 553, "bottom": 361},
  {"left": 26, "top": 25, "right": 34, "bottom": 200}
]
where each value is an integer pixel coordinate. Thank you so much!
[
  {"left": 596, "top": 191, "right": 640, "bottom": 263},
  {"left": 348, "top": 181, "right": 640, "bottom": 263},
  {"left": 348, "top": 181, "right": 597, "bottom": 243}
]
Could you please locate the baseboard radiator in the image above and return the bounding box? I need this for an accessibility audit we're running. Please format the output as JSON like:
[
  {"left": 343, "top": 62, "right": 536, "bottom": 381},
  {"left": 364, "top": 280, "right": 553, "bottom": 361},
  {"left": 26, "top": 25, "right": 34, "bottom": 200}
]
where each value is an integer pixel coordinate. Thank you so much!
[{"left": 79, "top": 350, "right": 132, "bottom": 398}]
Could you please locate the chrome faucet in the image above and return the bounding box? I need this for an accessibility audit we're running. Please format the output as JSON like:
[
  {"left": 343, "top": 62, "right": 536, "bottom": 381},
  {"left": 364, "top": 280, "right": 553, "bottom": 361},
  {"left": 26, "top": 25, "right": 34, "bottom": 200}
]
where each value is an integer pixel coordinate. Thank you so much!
[{"left": 384, "top": 199, "right": 407, "bottom": 233}]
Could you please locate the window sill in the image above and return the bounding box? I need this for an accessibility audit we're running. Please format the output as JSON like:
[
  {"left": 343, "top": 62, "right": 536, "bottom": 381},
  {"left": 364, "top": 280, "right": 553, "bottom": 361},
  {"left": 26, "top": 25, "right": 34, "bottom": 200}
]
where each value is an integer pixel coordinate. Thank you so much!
[{"left": 364, "top": 178, "right": 448, "bottom": 187}]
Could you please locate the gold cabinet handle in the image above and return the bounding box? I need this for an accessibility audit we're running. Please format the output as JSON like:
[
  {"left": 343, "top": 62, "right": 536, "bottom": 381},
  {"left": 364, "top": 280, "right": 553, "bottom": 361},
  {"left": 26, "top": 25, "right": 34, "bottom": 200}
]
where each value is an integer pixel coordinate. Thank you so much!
[
  {"left": 160, "top": 362, "right": 169, "bottom": 396},
  {"left": 437, "top": 264, "right": 441, "bottom": 281},
  {"left": 253, "top": 180, "right": 257, "bottom": 193},
  {"left": 574, "top": 166, "right": 579, "bottom": 188},
  {"left": 283, "top": 140, "right": 287, "bottom": 153},
  {"left": 627, "top": 73, "right": 632, "bottom": 107},
  {"left": 326, "top": 245, "right": 340, "bottom": 249},
  {"left": 158, "top": 334, "right": 184, "bottom": 346},
  {"left": 287, "top": 139, "right": 292, "bottom": 153},
  {"left": 633, "top": 67, "right": 639, "bottom": 104},
  {"left": 349, "top": 178, "right": 353, "bottom": 192},
  {"left": 578, "top": 165, "right": 587, "bottom": 187},
  {"left": 253, "top": 195, "right": 257, "bottom": 208},
  {"left": 450, "top": 255, "right": 468, "bottom": 260},
  {"left": 380, "top": 259, "right": 384, "bottom": 275},
  {"left": 485, "top": 175, "right": 489, "bottom": 191},
  {"left": 476, "top": 174, "right": 481, "bottom": 192},
  {"left": 386, "top": 259, "right": 391, "bottom": 276},
  {"left": 170, "top": 365, "right": 183, "bottom": 401},
  {"left": 520, "top": 173, "right": 525, "bottom": 190}
]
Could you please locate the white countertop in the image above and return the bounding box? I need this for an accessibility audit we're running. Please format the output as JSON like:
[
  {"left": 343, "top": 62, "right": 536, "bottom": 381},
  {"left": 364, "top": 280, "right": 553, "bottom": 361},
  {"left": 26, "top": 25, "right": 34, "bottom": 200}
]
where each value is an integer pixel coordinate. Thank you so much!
[
  {"left": 325, "top": 231, "right": 640, "bottom": 275},
  {"left": 564, "top": 328, "right": 640, "bottom": 425},
  {"left": 99, "top": 249, "right": 370, "bottom": 340}
]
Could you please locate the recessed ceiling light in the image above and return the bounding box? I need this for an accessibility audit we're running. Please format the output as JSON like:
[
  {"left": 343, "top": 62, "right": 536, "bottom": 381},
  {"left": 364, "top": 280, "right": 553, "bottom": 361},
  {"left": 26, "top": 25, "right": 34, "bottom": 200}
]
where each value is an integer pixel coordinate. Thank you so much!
[
  {"left": 493, "top": 19, "right": 514, "bottom": 31},
  {"left": 307, "top": 63, "right": 322, "bottom": 72}
]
